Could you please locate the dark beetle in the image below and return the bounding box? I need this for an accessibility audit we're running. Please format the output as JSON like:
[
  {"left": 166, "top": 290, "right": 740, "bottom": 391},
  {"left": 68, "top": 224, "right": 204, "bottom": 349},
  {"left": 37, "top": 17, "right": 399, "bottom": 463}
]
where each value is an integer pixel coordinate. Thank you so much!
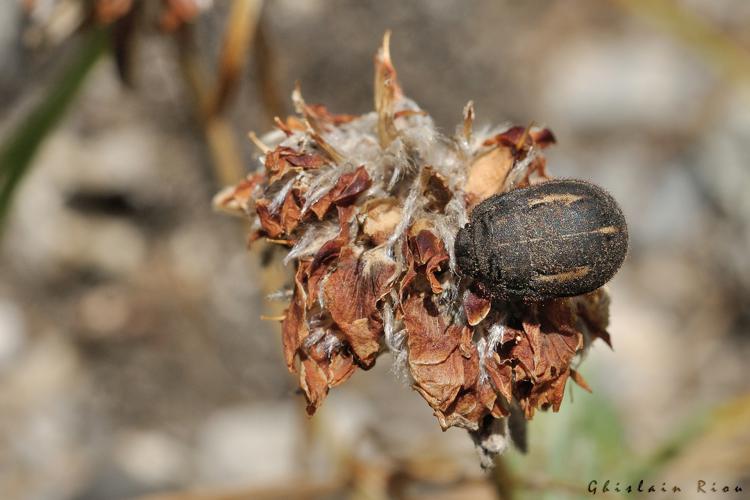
[{"left": 455, "top": 179, "right": 628, "bottom": 301}]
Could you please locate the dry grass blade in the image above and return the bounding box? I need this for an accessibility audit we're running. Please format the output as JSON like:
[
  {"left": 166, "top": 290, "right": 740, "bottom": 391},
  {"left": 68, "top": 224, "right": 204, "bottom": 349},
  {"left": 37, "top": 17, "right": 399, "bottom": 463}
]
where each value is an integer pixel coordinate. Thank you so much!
[
  {"left": 204, "top": 119, "right": 246, "bottom": 186},
  {"left": 0, "top": 26, "right": 109, "bottom": 230},
  {"left": 253, "top": 22, "right": 286, "bottom": 123},
  {"left": 176, "top": 27, "right": 244, "bottom": 186},
  {"left": 208, "top": 0, "right": 264, "bottom": 117}
]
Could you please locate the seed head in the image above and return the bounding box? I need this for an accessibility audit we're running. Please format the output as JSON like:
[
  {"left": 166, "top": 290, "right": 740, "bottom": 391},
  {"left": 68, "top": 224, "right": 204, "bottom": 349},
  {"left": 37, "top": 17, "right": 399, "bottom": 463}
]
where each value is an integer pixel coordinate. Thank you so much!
[{"left": 214, "top": 33, "right": 613, "bottom": 467}]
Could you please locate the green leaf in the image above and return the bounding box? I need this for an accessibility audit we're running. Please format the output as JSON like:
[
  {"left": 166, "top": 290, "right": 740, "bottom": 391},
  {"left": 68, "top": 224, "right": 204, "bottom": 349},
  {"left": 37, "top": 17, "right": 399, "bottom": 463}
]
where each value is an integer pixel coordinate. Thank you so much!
[{"left": 0, "top": 27, "right": 110, "bottom": 229}]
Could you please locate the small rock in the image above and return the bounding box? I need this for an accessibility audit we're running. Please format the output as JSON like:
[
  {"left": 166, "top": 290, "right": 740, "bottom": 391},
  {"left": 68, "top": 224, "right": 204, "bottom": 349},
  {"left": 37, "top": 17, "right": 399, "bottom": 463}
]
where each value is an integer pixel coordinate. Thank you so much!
[
  {"left": 113, "top": 430, "right": 189, "bottom": 487},
  {"left": 195, "top": 402, "right": 303, "bottom": 488},
  {"left": 542, "top": 35, "right": 714, "bottom": 131},
  {"left": 0, "top": 299, "right": 25, "bottom": 371}
]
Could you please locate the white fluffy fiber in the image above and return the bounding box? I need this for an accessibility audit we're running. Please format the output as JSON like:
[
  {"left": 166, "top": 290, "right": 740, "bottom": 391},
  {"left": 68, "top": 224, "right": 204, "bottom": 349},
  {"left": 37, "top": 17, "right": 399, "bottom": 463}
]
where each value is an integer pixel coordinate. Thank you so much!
[{"left": 255, "top": 94, "right": 527, "bottom": 383}]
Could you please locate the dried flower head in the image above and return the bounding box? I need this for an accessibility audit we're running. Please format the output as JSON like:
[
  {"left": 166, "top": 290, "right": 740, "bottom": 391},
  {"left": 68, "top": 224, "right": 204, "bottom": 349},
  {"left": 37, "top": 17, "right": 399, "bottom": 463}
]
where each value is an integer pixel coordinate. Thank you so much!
[{"left": 215, "top": 32, "right": 612, "bottom": 467}]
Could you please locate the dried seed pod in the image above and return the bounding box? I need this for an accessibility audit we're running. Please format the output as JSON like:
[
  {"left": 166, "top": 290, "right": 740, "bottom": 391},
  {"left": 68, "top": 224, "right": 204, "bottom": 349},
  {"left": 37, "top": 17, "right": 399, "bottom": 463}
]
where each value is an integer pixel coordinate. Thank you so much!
[{"left": 455, "top": 179, "right": 628, "bottom": 300}]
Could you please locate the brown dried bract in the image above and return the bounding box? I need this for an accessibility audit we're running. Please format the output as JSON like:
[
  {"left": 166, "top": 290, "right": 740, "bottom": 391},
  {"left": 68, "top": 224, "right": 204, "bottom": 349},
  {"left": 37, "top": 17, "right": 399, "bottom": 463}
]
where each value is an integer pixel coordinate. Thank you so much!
[
  {"left": 576, "top": 289, "right": 613, "bottom": 348},
  {"left": 374, "top": 31, "right": 402, "bottom": 148},
  {"left": 304, "top": 103, "right": 357, "bottom": 129},
  {"left": 465, "top": 146, "right": 514, "bottom": 207},
  {"left": 283, "top": 260, "right": 359, "bottom": 414},
  {"left": 404, "top": 294, "right": 465, "bottom": 412},
  {"left": 301, "top": 334, "right": 357, "bottom": 414},
  {"left": 255, "top": 199, "right": 285, "bottom": 239},
  {"left": 436, "top": 343, "right": 508, "bottom": 430},
  {"left": 323, "top": 247, "right": 397, "bottom": 368},
  {"left": 213, "top": 172, "right": 265, "bottom": 216},
  {"left": 505, "top": 301, "right": 584, "bottom": 418},
  {"left": 483, "top": 126, "right": 556, "bottom": 153},
  {"left": 402, "top": 221, "right": 450, "bottom": 294},
  {"left": 484, "top": 352, "right": 514, "bottom": 407},
  {"left": 362, "top": 198, "right": 402, "bottom": 245},
  {"left": 281, "top": 262, "right": 311, "bottom": 372},
  {"left": 274, "top": 116, "right": 306, "bottom": 136},
  {"left": 570, "top": 368, "right": 592, "bottom": 393},
  {"left": 311, "top": 166, "right": 372, "bottom": 219},
  {"left": 265, "top": 146, "right": 328, "bottom": 184},
  {"left": 421, "top": 166, "right": 452, "bottom": 212},
  {"left": 530, "top": 127, "right": 557, "bottom": 148},
  {"left": 252, "top": 188, "right": 305, "bottom": 243},
  {"left": 464, "top": 285, "right": 492, "bottom": 326},
  {"left": 299, "top": 355, "right": 329, "bottom": 415}
]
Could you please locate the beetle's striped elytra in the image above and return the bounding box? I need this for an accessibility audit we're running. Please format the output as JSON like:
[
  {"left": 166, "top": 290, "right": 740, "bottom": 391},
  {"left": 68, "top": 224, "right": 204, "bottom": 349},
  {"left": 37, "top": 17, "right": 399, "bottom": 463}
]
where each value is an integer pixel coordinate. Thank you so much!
[{"left": 455, "top": 179, "right": 628, "bottom": 301}]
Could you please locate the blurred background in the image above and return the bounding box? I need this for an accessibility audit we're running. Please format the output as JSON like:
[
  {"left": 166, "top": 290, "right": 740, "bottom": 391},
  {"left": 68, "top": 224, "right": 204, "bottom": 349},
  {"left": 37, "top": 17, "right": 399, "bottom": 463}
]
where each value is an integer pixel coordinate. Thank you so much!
[{"left": 1, "top": 1, "right": 749, "bottom": 499}]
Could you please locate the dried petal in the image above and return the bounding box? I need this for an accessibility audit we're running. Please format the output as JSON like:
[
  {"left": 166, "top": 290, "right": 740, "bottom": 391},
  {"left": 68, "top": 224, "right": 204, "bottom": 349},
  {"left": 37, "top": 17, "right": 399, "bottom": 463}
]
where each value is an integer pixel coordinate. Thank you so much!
[
  {"left": 501, "top": 301, "right": 584, "bottom": 418},
  {"left": 530, "top": 127, "right": 556, "bottom": 148},
  {"left": 484, "top": 352, "right": 513, "bottom": 407},
  {"left": 435, "top": 344, "right": 504, "bottom": 430},
  {"left": 483, "top": 126, "right": 527, "bottom": 149},
  {"left": 404, "top": 295, "right": 465, "bottom": 412},
  {"left": 407, "top": 224, "right": 449, "bottom": 294},
  {"left": 374, "top": 31, "right": 401, "bottom": 147},
  {"left": 280, "top": 190, "right": 303, "bottom": 234},
  {"left": 570, "top": 368, "right": 592, "bottom": 393},
  {"left": 280, "top": 262, "right": 310, "bottom": 372},
  {"left": 404, "top": 295, "right": 461, "bottom": 365},
  {"left": 213, "top": 172, "right": 264, "bottom": 216},
  {"left": 307, "top": 206, "right": 359, "bottom": 306},
  {"left": 520, "top": 367, "right": 570, "bottom": 418},
  {"left": 266, "top": 146, "right": 328, "bottom": 184},
  {"left": 512, "top": 302, "right": 582, "bottom": 380},
  {"left": 412, "top": 349, "right": 464, "bottom": 412},
  {"left": 255, "top": 199, "right": 284, "bottom": 239},
  {"left": 421, "top": 166, "right": 452, "bottom": 212},
  {"left": 461, "top": 342, "right": 480, "bottom": 389},
  {"left": 362, "top": 198, "right": 402, "bottom": 245},
  {"left": 304, "top": 103, "right": 356, "bottom": 128},
  {"left": 300, "top": 356, "right": 329, "bottom": 415},
  {"left": 324, "top": 247, "right": 397, "bottom": 367},
  {"left": 327, "top": 350, "right": 356, "bottom": 387},
  {"left": 577, "top": 289, "right": 612, "bottom": 348},
  {"left": 464, "top": 288, "right": 491, "bottom": 326},
  {"left": 311, "top": 166, "right": 372, "bottom": 220},
  {"left": 332, "top": 166, "right": 372, "bottom": 206},
  {"left": 465, "top": 146, "right": 514, "bottom": 207},
  {"left": 436, "top": 391, "right": 485, "bottom": 430}
]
